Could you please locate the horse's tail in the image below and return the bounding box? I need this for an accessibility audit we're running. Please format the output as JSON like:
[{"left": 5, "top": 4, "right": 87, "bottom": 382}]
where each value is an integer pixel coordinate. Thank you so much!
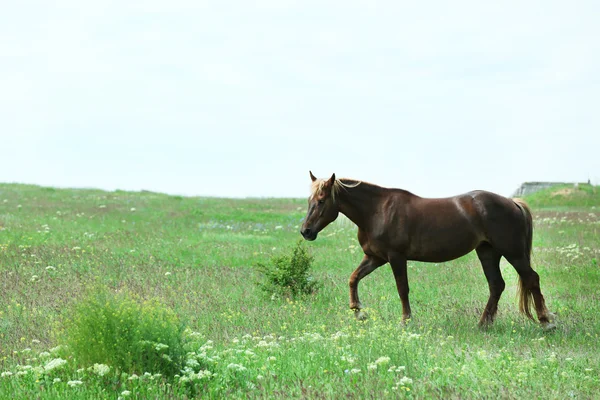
[{"left": 513, "top": 198, "right": 534, "bottom": 320}]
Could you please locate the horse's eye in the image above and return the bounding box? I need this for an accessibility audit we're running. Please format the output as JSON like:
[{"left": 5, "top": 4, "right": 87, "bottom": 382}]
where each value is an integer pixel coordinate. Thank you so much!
[{"left": 318, "top": 199, "right": 325, "bottom": 205}]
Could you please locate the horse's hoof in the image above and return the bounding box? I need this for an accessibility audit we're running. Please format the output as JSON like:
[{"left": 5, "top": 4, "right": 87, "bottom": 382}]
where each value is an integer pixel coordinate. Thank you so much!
[
  {"left": 478, "top": 321, "right": 492, "bottom": 330},
  {"left": 541, "top": 312, "right": 557, "bottom": 331},
  {"left": 354, "top": 310, "right": 368, "bottom": 321},
  {"left": 542, "top": 322, "right": 557, "bottom": 331}
]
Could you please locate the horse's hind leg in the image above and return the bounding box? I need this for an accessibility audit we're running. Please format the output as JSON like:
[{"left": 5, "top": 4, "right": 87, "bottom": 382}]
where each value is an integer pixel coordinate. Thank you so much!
[
  {"left": 476, "top": 243, "right": 504, "bottom": 327},
  {"left": 506, "top": 255, "right": 554, "bottom": 329}
]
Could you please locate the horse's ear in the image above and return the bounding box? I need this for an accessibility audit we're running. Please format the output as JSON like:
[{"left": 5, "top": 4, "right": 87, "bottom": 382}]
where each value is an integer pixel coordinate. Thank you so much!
[
  {"left": 309, "top": 171, "right": 317, "bottom": 182},
  {"left": 328, "top": 173, "right": 336, "bottom": 186}
]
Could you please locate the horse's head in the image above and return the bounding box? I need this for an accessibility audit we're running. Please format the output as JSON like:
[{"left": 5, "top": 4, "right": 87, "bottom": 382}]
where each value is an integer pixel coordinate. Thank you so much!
[{"left": 301, "top": 171, "right": 339, "bottom": 241}]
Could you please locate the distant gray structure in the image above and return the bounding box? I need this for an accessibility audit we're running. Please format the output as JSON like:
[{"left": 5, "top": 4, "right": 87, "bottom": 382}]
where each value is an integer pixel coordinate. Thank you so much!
[{"left": 512, "top": 182, "right": 574, "bottom": 198}]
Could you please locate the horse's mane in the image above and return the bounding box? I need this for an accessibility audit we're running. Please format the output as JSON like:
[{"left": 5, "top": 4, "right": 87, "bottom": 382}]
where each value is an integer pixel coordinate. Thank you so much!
[{"left": 310, "top": 178, "right": 362, "bottom": 202}]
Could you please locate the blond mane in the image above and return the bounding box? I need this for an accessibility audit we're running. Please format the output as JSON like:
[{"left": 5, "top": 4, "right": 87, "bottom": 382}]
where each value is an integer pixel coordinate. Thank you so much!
[{"left": 310, "top": 178, "right": 361, "bottom": 202}]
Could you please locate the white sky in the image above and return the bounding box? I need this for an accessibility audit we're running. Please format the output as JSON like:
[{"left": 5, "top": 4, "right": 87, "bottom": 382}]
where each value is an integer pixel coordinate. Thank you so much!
[{"left": 1, "top": 1, "right": 599, "bottom": 198}]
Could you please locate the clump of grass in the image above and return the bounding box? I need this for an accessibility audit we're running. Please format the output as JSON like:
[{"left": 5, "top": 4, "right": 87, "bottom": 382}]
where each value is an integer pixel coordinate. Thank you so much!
[
  {"left": 255, "top": 240, "right": 320, "bottom": 299},
  {"left": 60, "top": 287, "right": 188, "bottom": 377}
]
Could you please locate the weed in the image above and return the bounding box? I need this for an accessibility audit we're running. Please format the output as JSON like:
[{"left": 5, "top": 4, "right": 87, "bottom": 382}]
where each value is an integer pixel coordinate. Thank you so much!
[
  {"left": 255, "top": 240, "right": 320, "bottom": 299},
  {"left": 59, "top": 287, "right": 187, "bottom": 377}
]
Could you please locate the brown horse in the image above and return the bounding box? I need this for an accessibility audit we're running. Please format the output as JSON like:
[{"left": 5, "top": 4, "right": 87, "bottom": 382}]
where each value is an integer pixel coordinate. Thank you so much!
[{"left": 301, "top": 172, "right": 555, "bottom": 330}]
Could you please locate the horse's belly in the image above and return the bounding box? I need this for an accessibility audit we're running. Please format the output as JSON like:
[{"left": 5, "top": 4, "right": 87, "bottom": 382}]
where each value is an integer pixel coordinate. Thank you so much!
[{"left": 406, "top": 230, "right": 481, "bottom": 263}]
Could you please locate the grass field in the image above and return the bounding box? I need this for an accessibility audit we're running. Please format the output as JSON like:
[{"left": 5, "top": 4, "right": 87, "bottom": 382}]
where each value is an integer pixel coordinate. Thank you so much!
[{"left": 0, "top": 183, "right": 599, "bottom": 399}]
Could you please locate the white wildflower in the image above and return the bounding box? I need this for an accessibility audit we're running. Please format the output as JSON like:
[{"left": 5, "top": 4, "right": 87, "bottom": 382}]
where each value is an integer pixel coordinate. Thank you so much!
[
  {"left": 350, "top": 368, "right": 361, "bottom": 374},
  {"left": 30, "top": 275, "right": 39, "bottom": 282},
  {"left": 227, "top": 363, "right": 247, "bottom": 372},
  {"left": 186, "top": 358, "right": 200, "bottom": 368},
  {"left": 67, "top": 380, "right": 83, "bottom": 387},
  {"left": 44, "top": 358, "right": 67, "bottom": 372},
  {"left": 46, "top": 266, "right": 56, "bottom": 271},
  {"left": 341, "top": 355, "right": 356, "bottom": 364},
  {"left": 128, "top": 374, "right": 139, "bottom": 380},
  {"left": 155, "top": 343, "right": 169, "bottom": 352},
  {"left": 185, "top": 330, "right": 202, "bottom": 340},
  {"left": 331, "top": 331, "right": 349, "bottom": 340},
  {"left": 375, "top": 356, "right": 391, "bottom": 365},
  {"left": 53, "top": 378, "right": 61, "bottom": 383},
  {"left": 399, "top": 376, "right": 413, "bottom": 385},
  {"left": 121, "top": 390, "right": 131, "bottom": 397},
  {"left": 91, "top": 363, "right": 110, "bottom": 376},
  {"left": 367, "top": 363, "right": 377, "bottom": 370},
  {"left": 1, "top": 371, "right": 13, "bottom": 378},
  {"left": 388, "top": 365, "right": 406, "bottom": 372},
  {"left": 267, "top": 356, "right": 276, "bottom": 361}
]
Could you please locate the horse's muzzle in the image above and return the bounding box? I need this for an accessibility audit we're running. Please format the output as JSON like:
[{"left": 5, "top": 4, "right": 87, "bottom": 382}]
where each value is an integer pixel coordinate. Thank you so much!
[{"left": 300, "top": 228, "right": 317, "bottom": 241}]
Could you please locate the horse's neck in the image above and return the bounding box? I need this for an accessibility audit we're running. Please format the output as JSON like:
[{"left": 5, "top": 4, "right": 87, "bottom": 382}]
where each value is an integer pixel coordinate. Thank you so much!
[{"left": 337, "top": 183, "right": 384, "bottom": 230}]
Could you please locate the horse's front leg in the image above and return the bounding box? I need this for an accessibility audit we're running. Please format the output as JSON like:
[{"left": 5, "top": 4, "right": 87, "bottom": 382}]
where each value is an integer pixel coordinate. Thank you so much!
[
  {"left": 349, "top": 254, "right": 386, "bottom": 320},
  {"left": 389, "top": 254, "right": 412, "bottom": 322}
]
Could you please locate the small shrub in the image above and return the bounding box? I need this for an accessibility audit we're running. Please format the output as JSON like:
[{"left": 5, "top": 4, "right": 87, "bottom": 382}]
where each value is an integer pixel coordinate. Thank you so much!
[
  {"left": 255, "top": 240, "right": 320, "bottom": 299},
  {"left": 61, "top": 287, "right": 187, "bottom": 377}
]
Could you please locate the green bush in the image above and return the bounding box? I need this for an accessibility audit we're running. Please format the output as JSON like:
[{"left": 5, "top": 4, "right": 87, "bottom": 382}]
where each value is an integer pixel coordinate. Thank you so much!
[
  {"left": 255, "top": 240, "right": 320, "bottom": 299},
  {"left": 61, "top": 288, "right": 187, "bottom": 377}
]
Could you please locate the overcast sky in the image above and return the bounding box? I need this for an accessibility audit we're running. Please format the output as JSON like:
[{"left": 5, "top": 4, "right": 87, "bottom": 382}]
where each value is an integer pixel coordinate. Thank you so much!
[{"left": 1, "top": 1, "right": 598, "bottom": 198}]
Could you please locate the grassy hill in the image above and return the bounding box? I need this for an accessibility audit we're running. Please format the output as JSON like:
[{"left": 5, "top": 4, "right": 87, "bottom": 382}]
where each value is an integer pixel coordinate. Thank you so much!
[
  {"left": 1, "top": 183, "right": 599, "bottom": 399},
  {"left": 522, "top": 183, "right": 599, "bottom": 209}
]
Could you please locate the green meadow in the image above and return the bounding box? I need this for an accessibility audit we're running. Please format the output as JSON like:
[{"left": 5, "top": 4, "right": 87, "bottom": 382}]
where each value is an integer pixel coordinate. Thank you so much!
[{"left": 0, "top": 183, "right": 598, "bottom": 399}]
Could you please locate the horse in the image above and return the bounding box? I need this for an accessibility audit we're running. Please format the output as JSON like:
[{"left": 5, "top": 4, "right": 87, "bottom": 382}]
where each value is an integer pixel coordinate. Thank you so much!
[{"left": 300, "top": 172, "right": 555, "bottom": 330}]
